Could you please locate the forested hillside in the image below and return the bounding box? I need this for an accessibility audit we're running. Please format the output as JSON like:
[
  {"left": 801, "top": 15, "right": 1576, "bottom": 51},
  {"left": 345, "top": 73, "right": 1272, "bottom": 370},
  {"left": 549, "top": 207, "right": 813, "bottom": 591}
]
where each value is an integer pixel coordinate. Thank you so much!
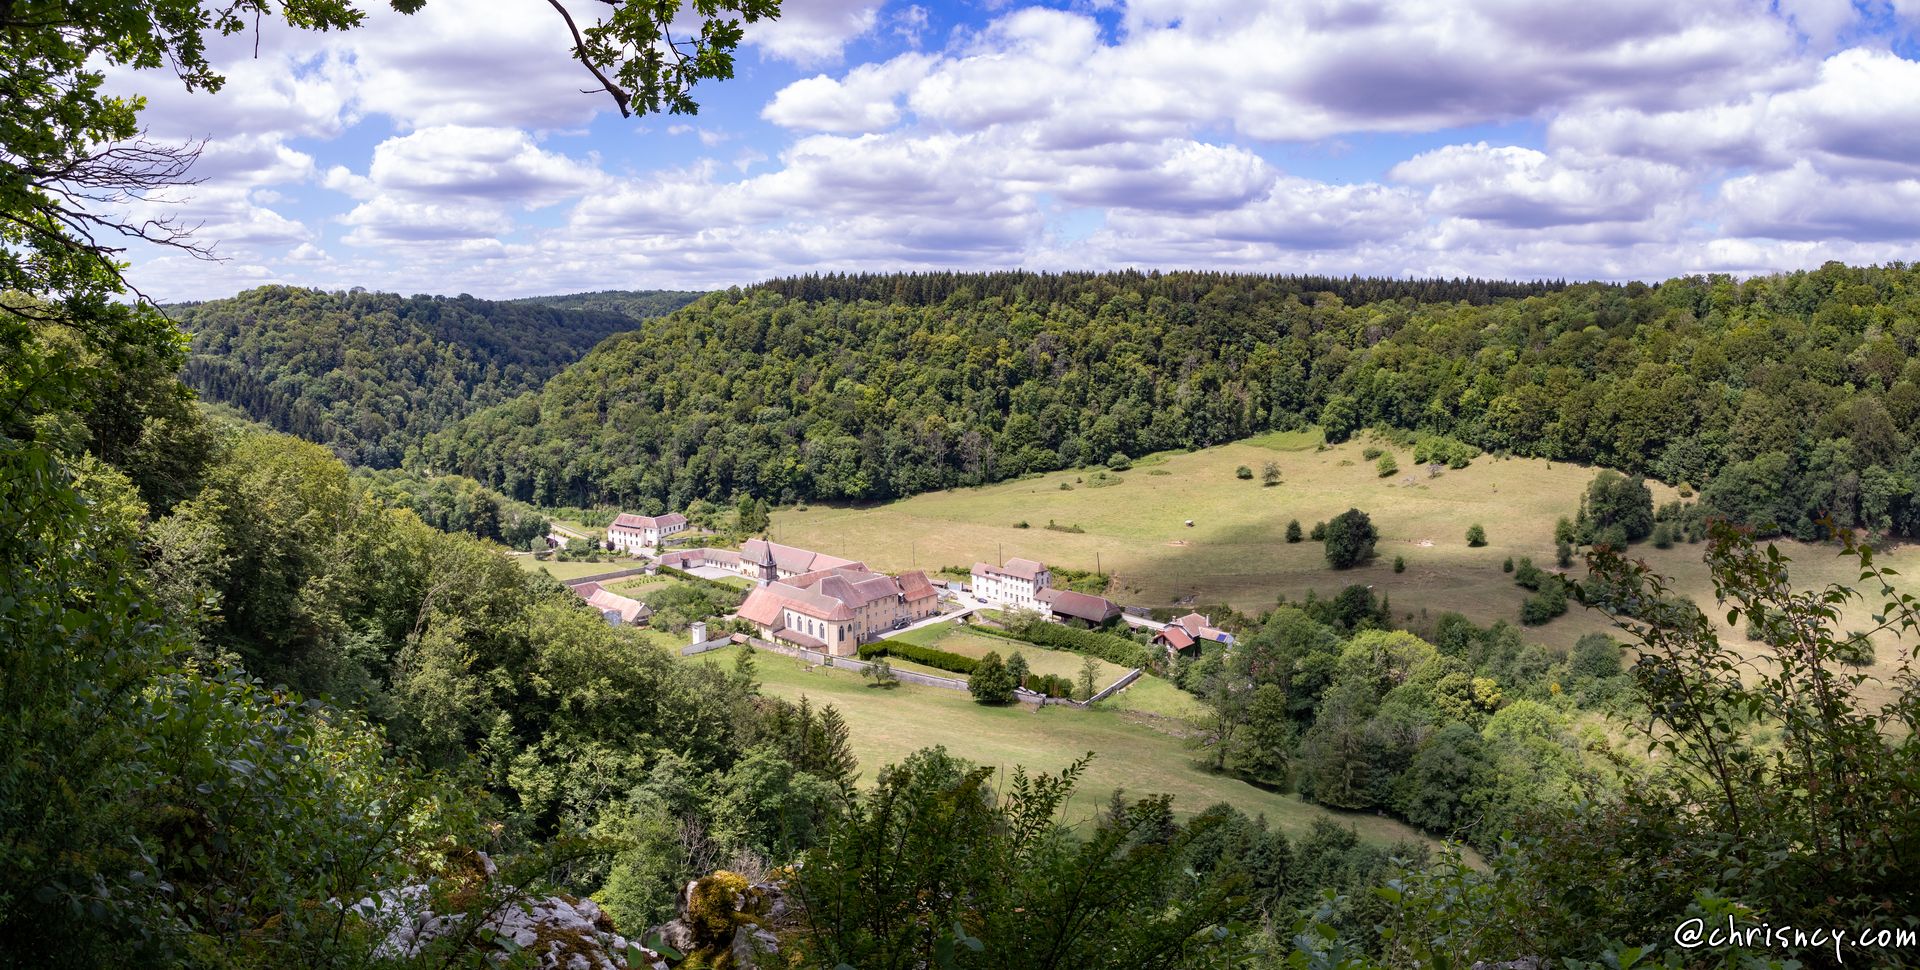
[
  {"left": 421, "top": 265, "right": 1920, "bottom": 538},
  {"left": 509, "top": 288, "right": 704, "bottom": 317},
  {"left": 173, "top": 285, "right": 697, "bottom": 467}
]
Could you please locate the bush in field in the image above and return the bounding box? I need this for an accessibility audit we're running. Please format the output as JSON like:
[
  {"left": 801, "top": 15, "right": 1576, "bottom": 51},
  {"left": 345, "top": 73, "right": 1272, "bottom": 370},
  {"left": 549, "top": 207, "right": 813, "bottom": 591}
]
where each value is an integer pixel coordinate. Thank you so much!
[
  {"left": 1235, "top": 465, "right": 1253, "bottom": 480},
  {"left": 1376, "top": 454, "right": 1399, "bottom": 477},
  {"left": 1322, "top": 508, "right": 1378, "bottom": 569},
  {"left": 1466, "top": 524, "right": 1487, "bottom": 547},
  {"left": 1286, "top": 519, "right": 1303, "bottom": 543}
]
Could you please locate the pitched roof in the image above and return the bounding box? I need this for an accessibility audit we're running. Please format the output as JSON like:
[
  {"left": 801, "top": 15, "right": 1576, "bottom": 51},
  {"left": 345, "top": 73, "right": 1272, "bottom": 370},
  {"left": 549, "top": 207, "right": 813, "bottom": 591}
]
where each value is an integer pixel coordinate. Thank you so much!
[
  {"left": 611, "top": 512, "right": 690, "bottom": 532},
  {"left": 896, "top": 570, "right": 937, "bottom": 602},
  {"left": 740, "top": 539, "right": 862, "bottom": 575},
  {"left": 1174, "top": 612, "right": 1211, "bottom": 634},
  {"left": 1036, "top": 588, "right": 1121, "bottom": 623},
  {"left": 660, "top": 547, "right": 738, "bottom": 568},
  {"left": 1155, "top": 626, "right": 1196, "bottom": 650},
  {"left": 575, "top": 583, "right": 650, "bottom": 624},
  {"left": 972, "top": 557, "right": 1047, "bottom": 581},
  {"left": 735, "top": 586, "right": 791, "bottom": 626},
  {"left": 778, "top": 629, "right": 826, "bottom": 650}
]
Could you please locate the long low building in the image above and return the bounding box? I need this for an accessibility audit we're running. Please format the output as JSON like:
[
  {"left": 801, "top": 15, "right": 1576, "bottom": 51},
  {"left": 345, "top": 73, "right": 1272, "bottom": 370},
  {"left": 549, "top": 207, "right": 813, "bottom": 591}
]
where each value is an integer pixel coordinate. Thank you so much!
[
  {"left": 606, "top": 512, "right": 689, "bottom": 553},
  {"left": 1035, "top": 587, "right": 1123, "bottom": 627},
  {"left": 658, "top": 547, "right": 740, "bottom": 571},
  {"left": 737, "top": 538, "right": 865, "bottom": 585},
  {"left": 734, "top": 565, "right": 940, "bottom": 655},
  {"left": 572, "top": 582, "right": 652, "bottom": 626}
]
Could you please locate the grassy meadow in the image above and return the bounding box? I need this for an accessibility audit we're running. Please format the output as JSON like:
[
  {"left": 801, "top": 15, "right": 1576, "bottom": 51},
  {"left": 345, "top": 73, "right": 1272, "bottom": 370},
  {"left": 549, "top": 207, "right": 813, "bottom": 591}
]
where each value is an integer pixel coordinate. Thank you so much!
[
  {"left": 678, "top": 643, "right": 1437, "bottom": 847},
  {"left": 769, "top": 429, "right": 1920, "bottom": 703},
  {"left": 886, "top": 622, "right": 1132, "bottom": 687}
]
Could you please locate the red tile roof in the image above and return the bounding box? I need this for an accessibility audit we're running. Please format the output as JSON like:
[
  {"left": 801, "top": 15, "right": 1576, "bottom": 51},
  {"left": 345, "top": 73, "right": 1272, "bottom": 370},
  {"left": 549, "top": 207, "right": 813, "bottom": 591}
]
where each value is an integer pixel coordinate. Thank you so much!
[{"left": 1156, "top": 626, "right": 1196, "bottom": 651}]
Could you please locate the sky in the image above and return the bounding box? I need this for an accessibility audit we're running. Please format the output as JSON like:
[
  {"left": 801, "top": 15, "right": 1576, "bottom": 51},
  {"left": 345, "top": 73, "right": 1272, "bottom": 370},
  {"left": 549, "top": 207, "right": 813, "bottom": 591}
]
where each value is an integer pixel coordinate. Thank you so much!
[{"left": 114, "top": 0, "right": 1920, "bottom": 300}]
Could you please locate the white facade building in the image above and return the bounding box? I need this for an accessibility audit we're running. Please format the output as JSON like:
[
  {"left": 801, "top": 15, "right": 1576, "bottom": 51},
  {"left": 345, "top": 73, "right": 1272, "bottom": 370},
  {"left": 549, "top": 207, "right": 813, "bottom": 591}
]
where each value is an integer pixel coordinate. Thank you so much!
[
  {"left": 606, "top": 512, "right": 689, "bottom": 554},
  {"left": 969, "top": 558, "right": 1052, "bottom": 610}
]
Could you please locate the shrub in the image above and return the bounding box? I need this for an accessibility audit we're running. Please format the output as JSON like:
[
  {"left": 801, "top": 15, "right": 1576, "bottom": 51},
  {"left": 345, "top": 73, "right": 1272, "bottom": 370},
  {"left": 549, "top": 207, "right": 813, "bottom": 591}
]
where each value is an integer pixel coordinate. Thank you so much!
[
  {"left": 862, "top": 657, "right": 899, "bottom": 688},
  {"left": 1014, "top": 520, "right": 1029, "bottom": 528},
  {"left": 1105, "top": 452, "right": 1132, "bottom": 471},
  {"left": 1520, "top": 579, "right": 1569, "bottom": 625},
  {"left": 1285, "top": 519, "right": 1303, "bottom": 543},
  {"left": 1556, "top": 540, "right": 1575, "bottom": 568},
  {"left": 1554, "top": 517, "right": 1577, "bottom": 544},
  {"left": 1322, "top": 508, "right": 1378, "bottom": 569},
  {"left": 969, "top": 651, "right": 1017, "bottom": 704},
  {"left": 1502, "top": 557, "right": 1514, "bottom": 573},
  {"left": 1376, "top": 454, "right": 1398, "bottom": 477},
  {"left": 1310, "top": 521, "right": 1327, "bottom": 541},
  {"left": 1058, "top": 481, "right": 1072, "bottom": 490},
  {"left": 1652, "top": 522, "right": 1675, "bottom": 549},
  {"left": 1235, "top": 465, "right": 1253, "bottom": 480},
  {"left": 1362, "top": 446, "right": 1384, "bottom": 460},
  {"left": 1466, "top": 523, "right": 1487, "bottom": 547},
  {"left": 1261, "top": 461, "right": 1282, "bottom": 486},
  {"left": 1513, "top": 557, "right": 1546, "bottom": 591},
  {"left": 1393, "top": 555, "right": 1406, "bottom": 574}
]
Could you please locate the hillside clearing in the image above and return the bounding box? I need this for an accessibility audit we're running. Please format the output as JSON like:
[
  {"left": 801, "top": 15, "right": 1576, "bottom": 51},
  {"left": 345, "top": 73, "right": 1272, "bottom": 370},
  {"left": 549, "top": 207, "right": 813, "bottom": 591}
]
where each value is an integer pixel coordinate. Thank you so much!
[{"left": 767, "top": 430, "right": 1920, "bottom": 705}]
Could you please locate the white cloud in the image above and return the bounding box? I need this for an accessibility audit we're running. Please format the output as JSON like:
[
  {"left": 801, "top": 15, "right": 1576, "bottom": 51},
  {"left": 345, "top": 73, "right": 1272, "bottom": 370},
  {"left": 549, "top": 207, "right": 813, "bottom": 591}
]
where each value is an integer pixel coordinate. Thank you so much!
[
  {"left": 361, "top": 126, "right": 602, "bottom": 207},
  {"left": 762, "top": 55, "right": 933, "bottom": 132},
  {"left": 749, "top": 0, "right": 883, "bottom": 66},
  {"left": 1718, "top": 162, "right": 1920, "bottom": 241},
  {"left": 1390, "top": 143, "right": 1691, "bottom": 227}
]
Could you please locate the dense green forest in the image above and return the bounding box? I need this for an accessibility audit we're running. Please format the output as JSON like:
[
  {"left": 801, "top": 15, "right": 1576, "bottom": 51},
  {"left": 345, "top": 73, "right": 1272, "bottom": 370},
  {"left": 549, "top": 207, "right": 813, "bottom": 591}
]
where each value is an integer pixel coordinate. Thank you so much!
[
  {"left": 12, "top": 0, "right": 1920, "bottom": 964},
  {"left": 172, "top": 286, "right": 696, "bottom": 468},
  {"left": 509, "top": 288, "right": 705, "bottom": 317},
  {"left": 419, "top": 265, "right": 1920, "bottom": 539}
]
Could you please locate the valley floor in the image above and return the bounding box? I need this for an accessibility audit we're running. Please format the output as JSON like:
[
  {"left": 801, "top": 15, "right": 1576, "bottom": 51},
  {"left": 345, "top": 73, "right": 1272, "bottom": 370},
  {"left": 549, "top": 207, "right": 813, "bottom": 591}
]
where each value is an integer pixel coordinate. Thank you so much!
[{"left": 673, "top": 641, "right": 1443, "bottom": 848}]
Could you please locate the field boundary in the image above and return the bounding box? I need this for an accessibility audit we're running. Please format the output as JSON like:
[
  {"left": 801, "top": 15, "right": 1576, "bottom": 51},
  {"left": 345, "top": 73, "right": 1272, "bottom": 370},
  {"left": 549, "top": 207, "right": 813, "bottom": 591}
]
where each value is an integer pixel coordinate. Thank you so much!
[
  {"left": 685, "top": 635, "right": 972, "bottom": 691},
  {"left": 559, "top": 566, "right": 651, "bottom": 587}
]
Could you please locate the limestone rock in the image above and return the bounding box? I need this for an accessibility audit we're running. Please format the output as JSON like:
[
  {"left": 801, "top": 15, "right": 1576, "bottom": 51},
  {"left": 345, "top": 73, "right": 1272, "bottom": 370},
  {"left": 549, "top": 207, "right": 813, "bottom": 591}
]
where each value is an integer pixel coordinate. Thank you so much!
[{"left": 354, "top": 853, "right": 666, "bottom": 970}]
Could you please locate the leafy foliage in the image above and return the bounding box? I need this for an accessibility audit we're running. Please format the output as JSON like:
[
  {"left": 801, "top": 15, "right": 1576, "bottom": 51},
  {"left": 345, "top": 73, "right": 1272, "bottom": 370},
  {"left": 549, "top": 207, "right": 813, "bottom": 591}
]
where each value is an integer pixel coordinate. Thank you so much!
[
  {"left": 1322, "top": 508, "right": 1378, "bottom": 569},
  {"left": 174, "top": 286, "right": 685, "bottom": 467},
  {"left": 417, "top": 267, "right": 1920, "bottom": 541}
]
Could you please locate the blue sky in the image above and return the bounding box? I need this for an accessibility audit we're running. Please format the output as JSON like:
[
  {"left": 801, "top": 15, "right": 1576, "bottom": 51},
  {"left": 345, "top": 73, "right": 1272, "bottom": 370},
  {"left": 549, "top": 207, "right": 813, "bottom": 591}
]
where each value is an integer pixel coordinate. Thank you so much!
[{"left": 114, "top": 0, "right": 1920, "bottom": 299}]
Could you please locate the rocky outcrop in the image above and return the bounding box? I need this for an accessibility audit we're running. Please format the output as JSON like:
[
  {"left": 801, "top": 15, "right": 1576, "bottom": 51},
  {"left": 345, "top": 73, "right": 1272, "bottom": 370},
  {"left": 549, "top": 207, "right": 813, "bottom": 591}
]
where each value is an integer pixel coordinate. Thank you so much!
[
  {"left": 355, "top": 852, "right": 667, "bottom": 970},
  {"left": 647, "top": 870, "right": 793, "bottom": 969}
]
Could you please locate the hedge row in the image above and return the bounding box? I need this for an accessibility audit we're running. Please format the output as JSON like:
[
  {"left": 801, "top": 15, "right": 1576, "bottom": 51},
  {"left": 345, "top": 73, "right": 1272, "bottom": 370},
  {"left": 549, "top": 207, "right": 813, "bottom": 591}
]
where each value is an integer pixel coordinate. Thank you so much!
[
  {"left": 970, "top": 621, "right": 1152, "bottom": 669},
  {"left": 1024, "top": 673, "right": 1073, "bottom": 698},
  {"left": 857, "top": 640, "right": 980, "bottom": 676}
]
